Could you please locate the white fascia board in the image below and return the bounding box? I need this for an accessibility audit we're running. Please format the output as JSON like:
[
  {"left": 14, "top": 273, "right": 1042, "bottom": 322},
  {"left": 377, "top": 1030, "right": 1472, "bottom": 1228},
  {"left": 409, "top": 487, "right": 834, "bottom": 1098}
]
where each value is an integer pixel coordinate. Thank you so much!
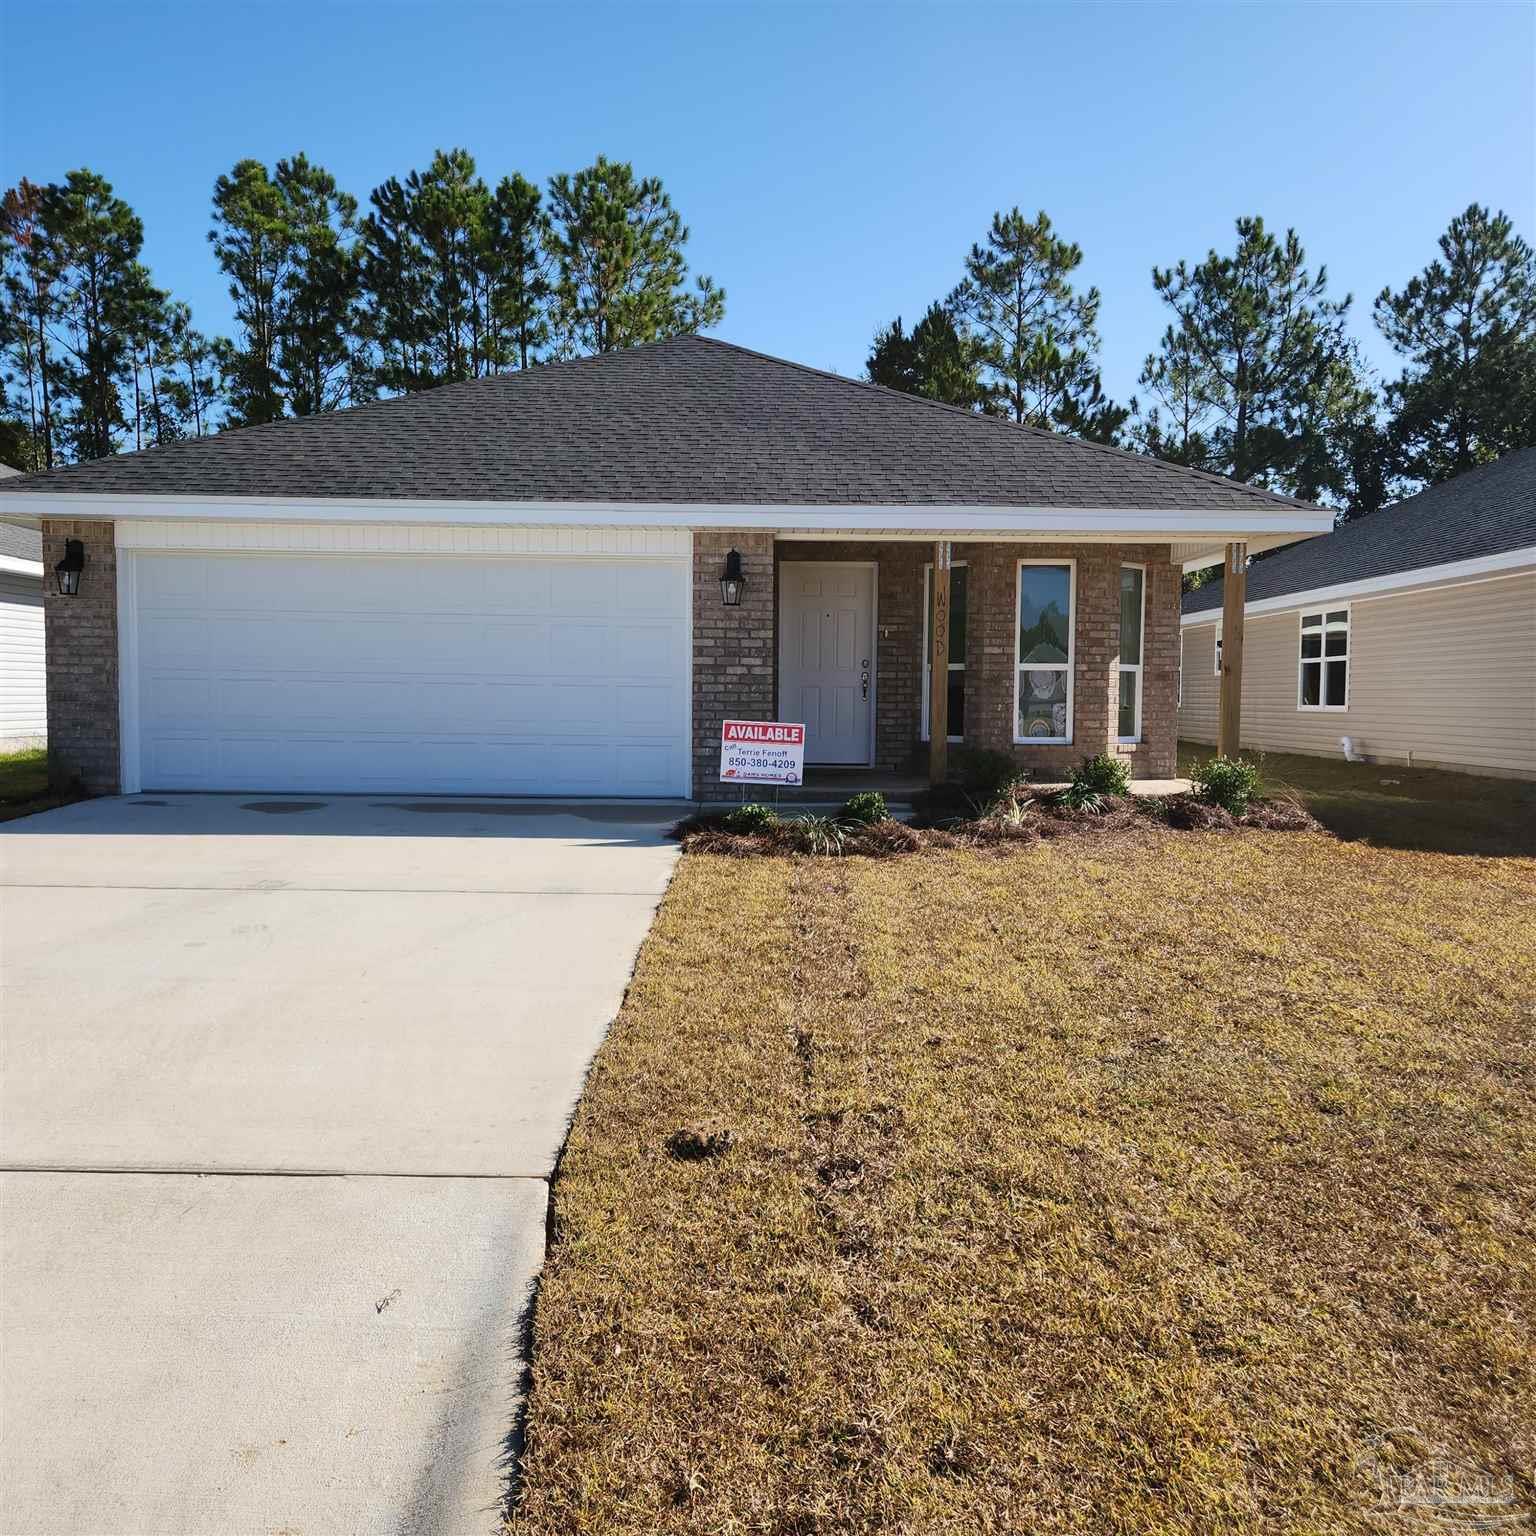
[
  {"left": 0, "top": 490, "right": 1335, "bottom": 540},
  {"left": 0, "top": 554, "right": 43, "bottom": 577},
  {"left": 1179, "top": 545, "right": 1536, "bottom": 625}
]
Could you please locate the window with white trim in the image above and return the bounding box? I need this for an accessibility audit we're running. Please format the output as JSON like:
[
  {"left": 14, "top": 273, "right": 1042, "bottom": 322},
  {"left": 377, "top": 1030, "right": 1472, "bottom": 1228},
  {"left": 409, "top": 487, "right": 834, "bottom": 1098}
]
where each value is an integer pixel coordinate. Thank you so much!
[
  {"left": 922, "top": 561, "right": 967, "bottom": 742},
  {"left": 1177, "top": 632, "right": 1184, "bottom": 707},
  {"left": 1299, "top": 607, "right": 1349, "bottom": 709},
  {"left": 1213, "top": 620, "right": 1223, "bottom": 675},
  {"left": 1118, "top": 564, "right": 1145, "bottom": 742},
  {"left": 1015, "top": 561, "right": 1074, "bottom": 743}
]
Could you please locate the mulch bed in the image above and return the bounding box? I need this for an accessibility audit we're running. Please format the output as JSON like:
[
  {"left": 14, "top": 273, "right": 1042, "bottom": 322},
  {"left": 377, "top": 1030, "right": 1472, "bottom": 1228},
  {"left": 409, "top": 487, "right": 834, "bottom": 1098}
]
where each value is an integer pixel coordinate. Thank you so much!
[{"left": 674, "top": 792, "right": 1318, "bottom": 858}]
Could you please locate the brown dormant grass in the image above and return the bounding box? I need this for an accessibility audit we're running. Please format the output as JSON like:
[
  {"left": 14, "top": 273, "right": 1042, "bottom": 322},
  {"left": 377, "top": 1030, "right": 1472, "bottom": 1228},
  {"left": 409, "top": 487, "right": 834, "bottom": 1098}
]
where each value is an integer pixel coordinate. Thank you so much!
[{"left": 509, "top": 827, "right": 1536, "bottom": 1534}]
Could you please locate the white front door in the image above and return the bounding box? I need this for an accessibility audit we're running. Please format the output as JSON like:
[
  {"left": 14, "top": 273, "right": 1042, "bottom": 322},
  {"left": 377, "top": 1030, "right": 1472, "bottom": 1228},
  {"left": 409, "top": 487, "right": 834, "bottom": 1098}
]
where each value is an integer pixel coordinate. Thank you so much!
[{"left": 778, "top": 562, "right": 875, "bottom": 765}]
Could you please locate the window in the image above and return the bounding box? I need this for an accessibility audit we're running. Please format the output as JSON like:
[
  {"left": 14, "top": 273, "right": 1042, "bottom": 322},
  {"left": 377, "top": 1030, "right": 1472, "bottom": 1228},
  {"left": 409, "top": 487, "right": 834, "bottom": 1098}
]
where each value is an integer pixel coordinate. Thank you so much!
[
  {"left": 1118, "top": 564, "right": 1145, "bottom": 742},
  {"left": 1213, "top": 620, "right": 1223, "bottom": 675},
  {"left": 1015, "top": 561, "right": 1074, "bottom": 743},
  {"left": 1177, "top": 632, "right": 1184, "bottom": 707},
  {"left": 1299, "top": 607, "right": 1349, "bottom": 709},
  {"left": 922, "top": 562, "right": 967, "bottom": 741}
]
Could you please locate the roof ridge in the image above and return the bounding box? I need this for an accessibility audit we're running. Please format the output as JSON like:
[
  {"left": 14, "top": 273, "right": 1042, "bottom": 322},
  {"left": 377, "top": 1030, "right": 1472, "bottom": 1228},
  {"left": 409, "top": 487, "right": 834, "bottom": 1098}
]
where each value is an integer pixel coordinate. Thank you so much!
[{"left": 682, "top": 335, "right": 1319, "bottom": 513}]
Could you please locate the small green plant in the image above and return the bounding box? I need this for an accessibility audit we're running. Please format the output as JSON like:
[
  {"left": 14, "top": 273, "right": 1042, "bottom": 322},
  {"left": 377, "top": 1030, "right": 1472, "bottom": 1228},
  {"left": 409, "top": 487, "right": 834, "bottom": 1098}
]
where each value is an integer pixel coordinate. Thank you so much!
[
  {"left": 841, "top": 791, "right": 889, "bottom": 825},
  {"left": 1053, "top": 780, "right": 1106, "bottom": 813},
  {"left": 723, "top": 802, "right": 778, "bottom": 834},
  {"left": 788, "top": 813, "right": 850, "bottom": 856},
  {"left": 1070, "top": 752, "right": 1131, "bottom": 798},
  {"left": 1192, "top": 755, "right": 1262, "bottom": 815},
  {"left": 951, "top": 747, "right": 1026, "bottom": 809}
]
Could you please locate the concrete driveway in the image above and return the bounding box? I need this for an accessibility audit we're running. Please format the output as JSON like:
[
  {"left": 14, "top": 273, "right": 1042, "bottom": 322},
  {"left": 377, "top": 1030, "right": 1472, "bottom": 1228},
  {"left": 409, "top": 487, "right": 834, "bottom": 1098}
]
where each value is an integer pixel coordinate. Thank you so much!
[{"left": 0, "top": 794, "right": 681, "bottom": 1536}]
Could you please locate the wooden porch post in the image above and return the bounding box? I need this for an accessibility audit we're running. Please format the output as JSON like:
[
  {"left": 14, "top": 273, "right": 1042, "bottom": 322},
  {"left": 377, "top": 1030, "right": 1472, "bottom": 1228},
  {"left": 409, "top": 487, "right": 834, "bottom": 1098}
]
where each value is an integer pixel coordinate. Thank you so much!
[
  {"left": 1217, "top": 540, "right": 1247, "bottom": 758},
  {"left": 929, "top": 540, "right": 952, "bottom": 784}
]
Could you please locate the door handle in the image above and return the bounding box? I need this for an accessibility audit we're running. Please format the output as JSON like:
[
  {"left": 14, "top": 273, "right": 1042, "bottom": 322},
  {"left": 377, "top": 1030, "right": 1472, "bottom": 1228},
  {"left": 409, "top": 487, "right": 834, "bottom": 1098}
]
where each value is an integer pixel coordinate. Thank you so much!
[{"left": 861, "top": 671, "right": 870, "bottom": 699}]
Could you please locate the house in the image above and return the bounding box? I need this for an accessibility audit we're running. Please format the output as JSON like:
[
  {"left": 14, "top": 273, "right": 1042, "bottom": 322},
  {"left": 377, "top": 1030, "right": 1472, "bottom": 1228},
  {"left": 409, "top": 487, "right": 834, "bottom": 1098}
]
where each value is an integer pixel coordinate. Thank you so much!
[
  {"left": 0, "top": 336, "right": 1331, "bottom": 800},
  {"left": 0, "top": 462, "right": 47, "bottom": 752},
  {"left": 1180, "top": 447, "right": 1536, "bottom": 780}
]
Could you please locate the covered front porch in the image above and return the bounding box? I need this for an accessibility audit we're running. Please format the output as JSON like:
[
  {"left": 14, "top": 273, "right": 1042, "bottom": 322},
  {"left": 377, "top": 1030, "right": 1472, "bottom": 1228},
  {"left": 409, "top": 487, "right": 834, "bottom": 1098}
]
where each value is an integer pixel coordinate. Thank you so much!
[
  {"left": 697, "top": 531, "right": 1259, "bottom": 804},
  {"left": 692, "top": 530, "right": 1247, "bottom": 802}
]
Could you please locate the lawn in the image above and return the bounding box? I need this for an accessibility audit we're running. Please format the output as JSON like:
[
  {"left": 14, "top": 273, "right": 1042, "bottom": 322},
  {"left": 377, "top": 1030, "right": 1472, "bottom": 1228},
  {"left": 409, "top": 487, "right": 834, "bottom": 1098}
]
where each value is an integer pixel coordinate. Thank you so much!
[
  {"left": 510, "top": 825, "right": 1535, "bottom": 1534},
  {"left": 1178, "top": 740, "right": 1536, "bottom": 858},
  {"left": 0, "top": 746, "right": 76, "bottom": 823}
]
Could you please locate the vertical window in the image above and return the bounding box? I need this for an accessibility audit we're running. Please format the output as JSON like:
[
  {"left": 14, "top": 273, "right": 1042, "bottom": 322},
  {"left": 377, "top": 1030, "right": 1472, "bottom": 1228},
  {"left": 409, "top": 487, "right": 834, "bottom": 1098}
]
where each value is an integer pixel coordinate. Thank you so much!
[
  {"left": 1299, "top": 608, "right": 1349, "bottom": 709},
  {"left": 1118, "top": 564, "right": 1145, "bottom": 742},
  {"left": 1178, "top": 632, "right": 1184, "bottom": 707},
  {"left": 1015, "top": 561, "right": 1074, "bottom": 743},
  {"left": 1213, "top": 621, "right": 1223, "bottom": 675},
  {"left": 922, "top": 563, "right": 968, "bottom": 741}
]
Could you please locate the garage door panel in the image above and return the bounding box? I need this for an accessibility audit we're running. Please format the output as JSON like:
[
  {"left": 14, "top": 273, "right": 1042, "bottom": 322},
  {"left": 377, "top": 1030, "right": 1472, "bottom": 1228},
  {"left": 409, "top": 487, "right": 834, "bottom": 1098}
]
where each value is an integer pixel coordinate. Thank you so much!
[{"left": 128, "top": 549, "right": 689, "bottom": 796}]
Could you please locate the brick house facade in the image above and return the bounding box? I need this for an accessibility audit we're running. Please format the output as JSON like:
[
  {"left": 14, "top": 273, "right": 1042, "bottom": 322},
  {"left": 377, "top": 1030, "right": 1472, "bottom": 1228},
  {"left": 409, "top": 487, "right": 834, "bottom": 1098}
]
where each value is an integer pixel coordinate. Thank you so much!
[{"left": 691, "top": 536, "right": 1181, "bottom": 797}]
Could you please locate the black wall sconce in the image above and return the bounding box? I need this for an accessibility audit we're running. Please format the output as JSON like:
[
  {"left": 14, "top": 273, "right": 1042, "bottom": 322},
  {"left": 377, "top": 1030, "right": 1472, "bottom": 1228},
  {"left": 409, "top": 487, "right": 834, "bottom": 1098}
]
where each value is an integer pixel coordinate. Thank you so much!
[
  {"left": 719, "top": 548, "right": 746, "bottom": 607},
  {"left": 54, "top": 539, "right": 85, "bottom": 597}
]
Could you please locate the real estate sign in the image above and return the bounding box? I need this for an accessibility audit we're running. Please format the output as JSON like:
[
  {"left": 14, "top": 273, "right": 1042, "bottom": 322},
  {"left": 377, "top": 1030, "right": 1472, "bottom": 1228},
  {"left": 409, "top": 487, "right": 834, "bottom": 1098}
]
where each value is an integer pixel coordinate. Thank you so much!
[{"left": 719, "top": 720, "right": 806, "bottom": 786}]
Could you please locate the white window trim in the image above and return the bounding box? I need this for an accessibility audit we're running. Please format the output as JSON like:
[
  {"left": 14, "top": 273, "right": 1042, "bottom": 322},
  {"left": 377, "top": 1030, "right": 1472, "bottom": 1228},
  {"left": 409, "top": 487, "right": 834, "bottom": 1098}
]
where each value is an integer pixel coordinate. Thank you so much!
[
  {"left": 1177, "top": 632, "right": 1184, "bottom": 708},
  {"left": 920, "top": 560, "right": 967, "bottom": 743},
  {"left": 1213, "top": 620, "right": 1223, "bottom": 676},
  {"left": 1013, "top": 558, "right": 1076, "bottom": 746},
  {"left": 1297, "top": 604, "right": 1351, "bottom": 712},
  {"left": 1118, "top": 562, "right": 1146, "bottom": 744}
]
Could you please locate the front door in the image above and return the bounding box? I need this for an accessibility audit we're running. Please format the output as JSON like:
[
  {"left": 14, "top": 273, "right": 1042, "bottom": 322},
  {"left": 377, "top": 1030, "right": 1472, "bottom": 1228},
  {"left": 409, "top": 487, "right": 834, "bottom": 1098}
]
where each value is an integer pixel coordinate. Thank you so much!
[{"left": 778, "top": 562, "right": 875, "bottom": 765}]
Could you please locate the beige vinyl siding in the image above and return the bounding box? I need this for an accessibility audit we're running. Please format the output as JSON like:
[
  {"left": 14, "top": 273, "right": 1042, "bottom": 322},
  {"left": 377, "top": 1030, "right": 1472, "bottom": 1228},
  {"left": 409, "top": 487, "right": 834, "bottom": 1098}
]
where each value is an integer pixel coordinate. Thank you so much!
[
  {"left": 1179, "top": 570, "right": 1536, "bottom": 779},
  {"left": 0, "top": 572, "right": 47, "bottom": 745}
]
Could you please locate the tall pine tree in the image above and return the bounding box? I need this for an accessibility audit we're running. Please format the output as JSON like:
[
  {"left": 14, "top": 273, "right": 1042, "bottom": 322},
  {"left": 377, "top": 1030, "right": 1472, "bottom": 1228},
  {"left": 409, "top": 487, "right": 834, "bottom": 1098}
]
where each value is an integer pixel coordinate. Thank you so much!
[
  {"left": 1143, "top": 216, "right": 1358, "bottom": 490},
  {"left": 866, "top": 301, "right": 986, "bottom": 409},
  {"left": 546, "top": 157, "right": 723, "bottom": 355},
  {"left": 1375, "top": 204, "right": 1536, "bottom": 484},
  {"left": 945, "top": 208, "right": 1120, "bottom": 436}
]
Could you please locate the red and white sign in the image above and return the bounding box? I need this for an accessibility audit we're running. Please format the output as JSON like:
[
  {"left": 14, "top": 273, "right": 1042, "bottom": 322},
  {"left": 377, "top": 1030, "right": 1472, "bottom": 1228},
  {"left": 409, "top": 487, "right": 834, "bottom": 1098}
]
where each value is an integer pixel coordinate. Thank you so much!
[{"left": 719, "top": 720, "right": 806, "bottom": 786}]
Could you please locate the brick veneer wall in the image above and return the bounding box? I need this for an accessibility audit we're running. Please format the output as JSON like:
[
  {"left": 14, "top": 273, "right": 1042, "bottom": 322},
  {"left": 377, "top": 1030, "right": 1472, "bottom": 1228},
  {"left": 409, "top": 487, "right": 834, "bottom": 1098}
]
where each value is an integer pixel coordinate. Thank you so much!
[
  {"left": 697, "top": 536, "right": 1181, "bottom": 786},
  {"left": 692, "top": 530, "right": 776, "bottom": 795},
  {"left": 42, "top": 518, "right": 120, "bottom": 793}
]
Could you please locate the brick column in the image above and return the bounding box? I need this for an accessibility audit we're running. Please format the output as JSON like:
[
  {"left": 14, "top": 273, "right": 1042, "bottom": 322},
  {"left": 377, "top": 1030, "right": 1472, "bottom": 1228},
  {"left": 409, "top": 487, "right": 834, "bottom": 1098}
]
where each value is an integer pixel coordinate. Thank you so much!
[
  {"left": 42, "top": 518, "right": 120, "bottom": 794},
  {"left": 692, "top": 530, "right": 775, "bottom": 798}
]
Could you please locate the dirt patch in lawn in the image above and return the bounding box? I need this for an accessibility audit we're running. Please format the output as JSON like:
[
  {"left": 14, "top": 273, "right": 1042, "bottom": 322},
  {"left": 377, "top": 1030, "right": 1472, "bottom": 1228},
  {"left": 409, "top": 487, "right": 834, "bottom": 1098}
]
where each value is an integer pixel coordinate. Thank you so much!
[{"left": 509, "top": 829, "right": 1536, "bottom": 1534}]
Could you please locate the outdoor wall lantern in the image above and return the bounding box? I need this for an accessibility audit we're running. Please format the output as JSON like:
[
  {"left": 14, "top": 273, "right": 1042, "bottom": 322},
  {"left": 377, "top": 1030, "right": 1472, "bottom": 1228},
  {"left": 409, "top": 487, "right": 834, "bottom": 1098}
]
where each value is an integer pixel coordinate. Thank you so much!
[
  {"left": 719, "top": 548, "right": 746, "bottom": 607},
  {"left": 54, "top": 539, "right": 85, "bottom": 597}
]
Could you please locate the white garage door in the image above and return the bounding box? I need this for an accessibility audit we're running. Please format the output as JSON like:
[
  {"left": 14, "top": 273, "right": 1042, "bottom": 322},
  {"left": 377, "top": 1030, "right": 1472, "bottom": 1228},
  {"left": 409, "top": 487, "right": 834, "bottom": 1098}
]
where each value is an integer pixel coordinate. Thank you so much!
[{"left": 123, "top": 540, "right": 690, "bottom": 797}]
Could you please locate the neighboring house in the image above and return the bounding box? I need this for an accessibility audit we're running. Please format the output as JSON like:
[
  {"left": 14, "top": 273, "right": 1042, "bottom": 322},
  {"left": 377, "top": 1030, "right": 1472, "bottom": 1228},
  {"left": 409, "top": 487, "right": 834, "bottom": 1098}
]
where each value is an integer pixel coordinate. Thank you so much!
[
  {"left": 0, "top": 337, "right": 1330, "bottom": 800},
  {"left": 1181, "top": 447, "right": 1536, "bottom": 780},
  {"left": 0, "top": 462, "right": 47, "bottom": 752}
]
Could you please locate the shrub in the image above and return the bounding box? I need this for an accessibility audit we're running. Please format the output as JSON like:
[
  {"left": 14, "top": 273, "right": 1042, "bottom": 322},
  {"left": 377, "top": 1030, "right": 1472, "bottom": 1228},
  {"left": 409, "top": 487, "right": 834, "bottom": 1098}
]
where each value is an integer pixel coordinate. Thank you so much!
[
  {"left": 1192, "top": 755, "right": 1262, "bottom": 815},
  {"left": 786, "top": 813, "right": 850, "bottom": 856},
  {"left": 951, "top": 747, "right": 1026, "bottom": 808},
  {"left": 841, "top": 791, "right": 888, "bottom": 825},
  {"left": 722, "top": 802, "right": 778, "bottom": 834},
  {"left": 1070, "top": 752, "right": 1131, "bottom": 798},
  {"left": 1052, "top": 779, "right": 1106, "bottom": 814}
]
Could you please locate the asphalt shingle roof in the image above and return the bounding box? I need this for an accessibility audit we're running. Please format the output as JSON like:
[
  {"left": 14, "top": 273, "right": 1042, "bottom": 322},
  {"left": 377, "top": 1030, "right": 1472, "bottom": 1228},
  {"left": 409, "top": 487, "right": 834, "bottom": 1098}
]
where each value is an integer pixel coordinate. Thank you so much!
[
  {"left": 4, "top": 335, "right": 1315, "bottom": 515},
  {"left": 1183, "top": 447, "right": 1536, "bottom": 615}
]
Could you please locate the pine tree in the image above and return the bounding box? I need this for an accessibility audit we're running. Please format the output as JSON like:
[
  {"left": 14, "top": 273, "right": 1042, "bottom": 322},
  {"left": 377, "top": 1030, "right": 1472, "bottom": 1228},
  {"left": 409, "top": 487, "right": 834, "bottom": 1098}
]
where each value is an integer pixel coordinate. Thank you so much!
[
  {"left": 487, "top": 173, "right": 551, "bottom": 370},
  {"left": 866, "top": 302, "right": 985, "bottom": 409},
  {"left": 1145, "top": 216, "right": 1356, "bottom": 489},
  {"left": 546, "top": 157, "right": 723, "bottom": 355},
  {"left": 1375, "top": 204, "right": 1536, "bottom": 483},
  {"left": 0, "top": 178, "right": 59, "bottom": 468},
  {"left": 44, "top": 171, "right": 160, "bottom": 460},
  {"left": 946, "top": 208, "right": 1117, "bottom": 432},
  {"left": 210, "top": 159, "right": 292, "bottom": 425},
  {"left": 275, "top": 155, "right": 362, "bottom": 415}
]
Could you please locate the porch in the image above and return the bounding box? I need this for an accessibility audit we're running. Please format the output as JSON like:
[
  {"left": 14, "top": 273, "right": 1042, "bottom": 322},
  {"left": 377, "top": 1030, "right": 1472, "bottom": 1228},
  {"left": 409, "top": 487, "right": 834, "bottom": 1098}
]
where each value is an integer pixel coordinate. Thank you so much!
[{"left": 692, "top": 533, "right": 1195, "bottom": 801}]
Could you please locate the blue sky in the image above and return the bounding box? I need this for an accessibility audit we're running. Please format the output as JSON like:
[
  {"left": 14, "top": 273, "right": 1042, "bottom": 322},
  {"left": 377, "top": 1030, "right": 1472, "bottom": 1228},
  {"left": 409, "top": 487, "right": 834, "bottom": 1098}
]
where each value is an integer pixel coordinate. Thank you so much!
[{"left": 2, "top": 0, "right": 1531, "bottom": 408}]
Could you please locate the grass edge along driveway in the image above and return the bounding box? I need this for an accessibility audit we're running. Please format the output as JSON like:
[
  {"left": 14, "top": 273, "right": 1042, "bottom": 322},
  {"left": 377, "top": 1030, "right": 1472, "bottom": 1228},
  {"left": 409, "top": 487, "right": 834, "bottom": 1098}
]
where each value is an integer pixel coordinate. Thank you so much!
[{"left": 509, "top": 825, "right": 1535, "bottom": 1534}]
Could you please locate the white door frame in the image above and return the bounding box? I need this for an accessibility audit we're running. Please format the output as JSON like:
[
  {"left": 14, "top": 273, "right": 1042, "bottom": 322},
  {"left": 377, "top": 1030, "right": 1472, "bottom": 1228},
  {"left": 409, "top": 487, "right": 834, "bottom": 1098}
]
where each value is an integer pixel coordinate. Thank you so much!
[{"left": 776, "top": 560, "right": 877, "bottom": 767}]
